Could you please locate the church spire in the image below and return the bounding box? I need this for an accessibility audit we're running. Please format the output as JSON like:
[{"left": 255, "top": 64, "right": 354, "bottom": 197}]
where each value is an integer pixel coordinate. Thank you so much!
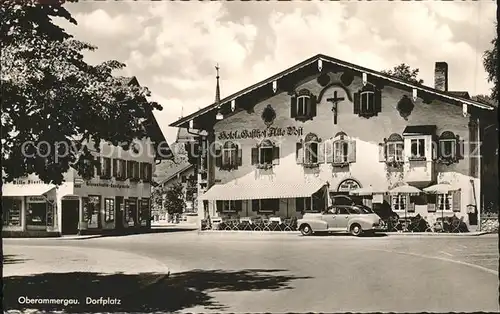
[{"left": 215, "top": 64, "right": 221, "bottom": 104}]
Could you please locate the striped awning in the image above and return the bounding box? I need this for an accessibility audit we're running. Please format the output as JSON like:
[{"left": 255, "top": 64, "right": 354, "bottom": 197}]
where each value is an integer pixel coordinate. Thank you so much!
[
  {"left": 2, "top": 184, "right": 56, "bottom": 197},
  {"left": 199, "top": 180, "right": 327, "bottom": 201}
]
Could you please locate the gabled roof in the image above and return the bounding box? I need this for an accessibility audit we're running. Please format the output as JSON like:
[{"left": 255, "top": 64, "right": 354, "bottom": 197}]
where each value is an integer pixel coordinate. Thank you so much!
[
  {"left": 157, "top": 163, "right": 194, "bottom": 186},
  {"left": 170, "top": 54, "right": 495, "bottom": 128}
]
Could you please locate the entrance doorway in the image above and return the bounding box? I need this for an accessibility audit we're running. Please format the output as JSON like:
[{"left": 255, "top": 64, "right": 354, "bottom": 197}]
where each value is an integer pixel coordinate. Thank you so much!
[
  {"left": 115, "top": 196, "right": 124, "bottom": 230},
  {"left": 62, "top": 199, "right": 79, "bottom": 235}
]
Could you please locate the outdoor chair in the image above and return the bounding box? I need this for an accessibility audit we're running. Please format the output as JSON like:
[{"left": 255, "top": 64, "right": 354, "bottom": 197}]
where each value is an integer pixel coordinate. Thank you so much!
[
  {"left": 252, "top": 218, "right": 263, "bottom": 231},
  {"left": 282, "top": 218, "right": 294, "bottom": 231},
  {"left": 269, "top": 217, "right": 282, "bottom": 231},
  {"left": 262, "top": 219, "right": 272, "bottom": 231},
  {"left": 451, "top": 217, "right": 464, "bottom": 233}
]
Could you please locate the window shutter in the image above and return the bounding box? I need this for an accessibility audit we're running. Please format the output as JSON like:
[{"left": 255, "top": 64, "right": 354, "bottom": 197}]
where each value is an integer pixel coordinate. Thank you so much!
[
  {"left": 127, "top": 161, "right": 132, "bottom": 179},
  {"left": 272, "top": 146, "right": 280, "bottom": 165},
  {"left": 252, "top": 199, "right": 260, "bottom": 212},
  {"left": 378, "top": 143, "right": 386, "bottom": 162},
  {"left": 112, "top": 159, "right": 117, "bottom": 177},
  {"left": 215, "top": 149, "right": 222, "bottom": 168},
  {"left": 96, "top": 157, "right": 102, "bottom": 176},
  {"left": 452, "top": 190, "right": 461, "bottom": 212},
  {"left": 317, "top": 141, "right": 325, "bottom": 163},
  {"left": 325, "top": 140, "right": 333, "bottom": 163},
  {"left": 434, "top": 139, "right": 440, "bottom": 160},
  {"left": 374, "top": 88, "right": 382, "bottom": 114},
  {"left": 251, "top": 147, "right": 259, "bottom": 165},
  {"left": 238, "top": 146, "right": 243, "bottom": 166},
  {"left": 235, "top": 200, "right": 243, "bottom": 212},
  {"left": 296, "top": 142, "right": 304, "bottom": 164},
  {"left": 309, "top": 95, "right": 317, "bottom": 118},
  {"left": 348, "top": 140, "right": 356, "bottom": 163},
  {"left": 139, "top": 163, "right": 145, "bottom": 180},
  {"left": 353, "top": 92, "right": 360, "bottom": 114},
  {"left": 290, "top": 95, "right": 297, "bottom": 118},
  {"left": 216, "top": 200, "right": 223, "bottom": 212},
  {"left": 456, "top": 135, "right": 464, "bottom": 160},
  {"left": 427, "top": 194, "right": 437, "bottom": 212},
  {"left": 407, "top": 194, "right": 415, "bottom": 212},
  {"left": 147, "top": 164, "right": 152, "bottom": 181},
  {"left": 230, "top": 147, "right": 237, "bottom": 168}
]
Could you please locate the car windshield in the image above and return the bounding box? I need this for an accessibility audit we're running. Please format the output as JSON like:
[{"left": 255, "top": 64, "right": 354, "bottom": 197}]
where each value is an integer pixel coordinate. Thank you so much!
[{"left": 346, "top": 207, "right": 363, "bottom": 214}]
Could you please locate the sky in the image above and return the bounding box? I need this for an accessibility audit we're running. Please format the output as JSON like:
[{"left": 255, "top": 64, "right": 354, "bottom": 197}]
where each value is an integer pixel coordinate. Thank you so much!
[{"left": 57, "top": 1, "right": 496, "bottom": 145}]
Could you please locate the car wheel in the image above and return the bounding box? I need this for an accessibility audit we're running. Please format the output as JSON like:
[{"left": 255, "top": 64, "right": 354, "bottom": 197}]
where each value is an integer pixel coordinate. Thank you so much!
[
  {"left": 350, "top": 223, "right": 362, "bottom": 236},
  {"left": 300, "top": 224, "right": 313, "bottom": 236}
]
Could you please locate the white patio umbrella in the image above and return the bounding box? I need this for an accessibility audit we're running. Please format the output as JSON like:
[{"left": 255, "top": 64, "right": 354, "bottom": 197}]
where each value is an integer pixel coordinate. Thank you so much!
[
  {"left": 350, "top": 186, "right": 387, "bottom": 196},
  {"left": 389, "top": 183, "right": 422, "bottom": 195},
  {"left": 423, "top": 183, "right": 459, "bottom": 194}
]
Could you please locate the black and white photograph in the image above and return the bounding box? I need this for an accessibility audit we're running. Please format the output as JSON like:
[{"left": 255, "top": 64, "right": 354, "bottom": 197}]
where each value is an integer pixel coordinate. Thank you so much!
[{"left": 2, "top": 0, "right": 499, "bottom": 313}]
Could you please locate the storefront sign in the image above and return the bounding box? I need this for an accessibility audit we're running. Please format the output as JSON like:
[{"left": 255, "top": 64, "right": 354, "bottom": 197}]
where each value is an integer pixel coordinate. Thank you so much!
[
  {"left": 62, "top": 195, "right": 80, "bottom": 200},
  {"left": 75, "top": 182, "right": 131, "bottom": 189},
  {"left": 217, "top": 126, "right": 304, "bottom": 140},
  {"left": 337, "top": 179, "right": 361, "bottom": 192},
  {"left": 27, "top": 196, "right": 47, "bottom": 203}
]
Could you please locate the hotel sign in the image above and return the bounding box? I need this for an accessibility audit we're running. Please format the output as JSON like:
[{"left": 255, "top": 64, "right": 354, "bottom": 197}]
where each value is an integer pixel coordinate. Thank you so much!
[
  {"left": 217, "top": 126, "right": 304, "bottom": 140},
  {"left": 337, "top": 179, "right": 361, "bottom": 192}
]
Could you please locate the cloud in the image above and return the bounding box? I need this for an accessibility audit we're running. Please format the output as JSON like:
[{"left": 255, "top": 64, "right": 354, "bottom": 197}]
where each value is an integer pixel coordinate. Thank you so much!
[{"left": 59, "top": 1, "right": 495, "bottom": 146}]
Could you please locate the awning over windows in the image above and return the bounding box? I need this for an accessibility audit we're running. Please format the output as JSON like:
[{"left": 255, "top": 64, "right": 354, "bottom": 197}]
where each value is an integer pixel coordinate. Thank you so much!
[
  {"left": 402, "top": 125, "right": 437, "bottom": 136},
  {"left": 2, "top": 184, "right": 56, "bottom": 197},
  {"left": 199, "top": 180, "right": 327, "bottom": 201}
]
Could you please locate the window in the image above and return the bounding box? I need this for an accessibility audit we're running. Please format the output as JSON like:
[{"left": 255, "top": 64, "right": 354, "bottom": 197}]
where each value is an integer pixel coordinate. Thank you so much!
[
  {"left": 140, "top": 162, "right": 152, "bottom": 182},
  {"left": 291, "top": 89, "right": 317, "bottom": 121},
  {"left": 216, "top": 200, "right": 242, "bottom": 213},
  {"left": 26, "top": 202, "right": 47, "bottom": 226},
  {"left": 410, "top": 139, "right": 426, "bottom": 159},
  {"left": 333, "top": 140, "right": 349, "bottom": 163},
  {"left": 360, "top": 91, "right": 375, "bottom": 114},
  {"left": 86, "top": 195, "right": 101, "bottom": 227},
  {"left": 252, "top": 140, "right": 279, "bottom": 168},
  {"left": 391, "top": 194, "right": 407, "bottom": 211},
  {"left": 2, "top": 198, "right": 21, "bottom": 226},
  {"left": 296, "top": 197, "right": 312, "bottom": 212},
  {"left": 354, "top": 85, "right": 381, "bottom": 118},
  {"left": 438, "top": 131, "right": 459, "bottom": 162},
  {"left": 437, "top": 193, "right": 452, "bottom": 211},
  {"left": 215, "top": 141, "right": 242, "bottom": 170},
  {"left": 100, "top": 157, "right": 112, "bottom": 179},
  {"left": 297, "top": 95, "right": 311, "bottom": 117},
  {"left": 139, "top": 198, "right": 150, "bottom": 226},
  {"left": 253, "top": 198, "right": 279, "bottom": 213},
  {"left": 104, "top": 198, "right": 115, "bottom": 222},
  {"left": 127, "top": 161, "right": 140, "bottom": 181},
  {"left": 303, "top": 133, "right": 322, "bottom": 165},
  {"left": 113, "top": 159, "right": 127, "bottom": 180},
  {"left": 126, "top": 198, "right": 138, "bottom": 226},
  {"left": 384, "top": 134, "right": 404, "bottom": 163}
]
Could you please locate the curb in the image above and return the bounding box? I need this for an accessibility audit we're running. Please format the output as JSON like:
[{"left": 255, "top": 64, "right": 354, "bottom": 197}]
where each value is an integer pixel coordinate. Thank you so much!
[{"left": 197, "top": 230, "right": 492, "bottom": 237}]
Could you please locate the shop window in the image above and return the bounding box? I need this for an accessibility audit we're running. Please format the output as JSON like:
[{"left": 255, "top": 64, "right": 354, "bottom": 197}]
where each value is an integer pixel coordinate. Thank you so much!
[
  {"left": 99, "top": 157, "right": 112, "bottom": 179},
  {"left": 216, "top": 200, "right": 242, "bottom": 213},
  {"left": 140, "top": 162, "right": 152, "bottom": 182},
  {"left": 251, "top": 139, "right": 279, "bottom": 169},
  {"left": 139, "top": 198, "right": 150, "bottom": 226},
  {"left": 437, "top": 193, "right": 452, "bottom": 211},
  {"left": 215, "top": 141, "right": 242, "bottom": 171},
  {"left": 2, "top": 198, "right": 21, "bottom": 226},
  {"left": 26, "top": 199, "right": 48, "bottom": 227},
  {"left": 391, "top": 194, "right": 406, "bottom": 211},
  {"left": 85, "top": 195, "right": 101, "bottom": 228},
  {"left": 126, "top": 198, "right": 138, "bottom": 226},
  {"left": 113, "top": 159, "right": 127, "bottom": 181},
  {"left": 252, "top": 198, "right": 279, "bottom": 213},
  {"left": 290, "top": 89, "right": 317, "bottom": 122},
  {"left": 410, "top": 138, "right": 426, "bottom": 160},
  {"left": 127, "top": 161, "right": 140, "bottom": 181},
  {"left": 353, "top": 84, "right": 381, "bottom": 118},
  {"left": 104, "top": 198, "right": 115, "bottom": 222},
  {"left": 296, "top": 197, "right": 312, "bottom": 212}
]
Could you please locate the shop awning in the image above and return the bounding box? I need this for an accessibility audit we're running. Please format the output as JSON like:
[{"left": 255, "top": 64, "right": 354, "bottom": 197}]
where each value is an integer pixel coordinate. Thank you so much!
[
  {"left": 2, "top": 184, "right": 56, "bottom": 197},
  {"left": 199, "top": 180, "right": 327, "bottom": 201}
]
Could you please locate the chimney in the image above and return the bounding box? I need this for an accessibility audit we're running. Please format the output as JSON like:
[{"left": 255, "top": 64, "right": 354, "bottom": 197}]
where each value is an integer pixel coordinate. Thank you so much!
[{"left": 434, "top": 62, "right": 448, "bottom": 92}]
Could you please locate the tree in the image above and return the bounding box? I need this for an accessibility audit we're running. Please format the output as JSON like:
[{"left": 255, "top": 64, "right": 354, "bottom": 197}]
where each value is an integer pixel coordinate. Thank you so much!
[
  {"left": 381, "top": 63, "right": 424, "bottom": 85},
  {"left": 483, "top": 35, "right": 498, "bottom": 100},
  {"left": 1, "top": 0, "right": 163, "bottom": 185},
  {"left": 151, "top": 182, "right": 185, "bottom": 218}
]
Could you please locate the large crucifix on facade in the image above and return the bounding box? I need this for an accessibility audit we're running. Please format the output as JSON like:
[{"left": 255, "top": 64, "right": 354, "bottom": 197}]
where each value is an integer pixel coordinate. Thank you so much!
[{"left": 326, "top": 91, "right": 345, "bottom": 125}]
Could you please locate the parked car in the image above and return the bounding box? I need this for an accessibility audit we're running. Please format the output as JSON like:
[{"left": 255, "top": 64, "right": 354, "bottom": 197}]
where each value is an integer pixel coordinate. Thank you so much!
[{"left": 297, "top": 204, "right": 384, "bottom": 236}]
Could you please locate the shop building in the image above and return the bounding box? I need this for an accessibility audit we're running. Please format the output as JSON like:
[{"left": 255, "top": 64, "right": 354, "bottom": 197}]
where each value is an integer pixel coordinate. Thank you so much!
[
  {"left": 169, "top": 54, "right": 496, "bottom": 229},
  {"left": 2, "top": 77, "right": 172, "bottom": 237}
]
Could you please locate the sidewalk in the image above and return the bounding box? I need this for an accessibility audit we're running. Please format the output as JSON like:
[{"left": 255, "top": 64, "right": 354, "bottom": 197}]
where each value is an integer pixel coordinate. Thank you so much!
[
  {"left": 198, "top": 230, "right": 493, "bottom": 237},
  {"left": 3, "top": 245, "right": 170, "bottom": 278}
]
